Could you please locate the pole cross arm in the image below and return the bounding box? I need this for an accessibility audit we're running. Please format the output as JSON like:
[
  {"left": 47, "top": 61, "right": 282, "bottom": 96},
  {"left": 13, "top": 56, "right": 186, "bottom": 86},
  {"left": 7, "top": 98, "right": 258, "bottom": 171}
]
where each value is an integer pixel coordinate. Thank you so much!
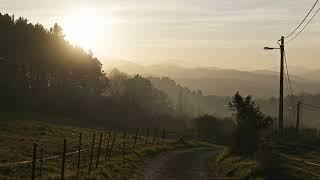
[{"left": 264, "top": 47, "right": 280, "bottom": 50}]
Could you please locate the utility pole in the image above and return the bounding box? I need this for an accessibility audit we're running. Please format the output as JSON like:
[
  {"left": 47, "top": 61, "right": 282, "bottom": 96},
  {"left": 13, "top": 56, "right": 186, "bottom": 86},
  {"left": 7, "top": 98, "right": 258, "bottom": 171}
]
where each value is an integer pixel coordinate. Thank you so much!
[
  {"left": 296, "top": 101, "right": 301, "bottom": 132},
  {"left": 264, "top": 36, "right": 285, "bottom": 136},
  {"left": 279, "top": 36, "right": 285, "bottom": 136}
]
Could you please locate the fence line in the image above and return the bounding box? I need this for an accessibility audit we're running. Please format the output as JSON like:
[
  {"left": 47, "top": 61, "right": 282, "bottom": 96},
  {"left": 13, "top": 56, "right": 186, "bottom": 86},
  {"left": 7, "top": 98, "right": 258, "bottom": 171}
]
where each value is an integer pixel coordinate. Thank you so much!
[
  {"left": 61, "top": 139, "right": 66, "bottom": 180},
  {"left": 31, "top": 143, "right": 37, "bottom": 180},
  {"left": 0, "top": 148, "right": 89, "bottom": 168},
  {"left": 277, "top": 153, "right": 320, "bottom": 167},
  {"left": 122, "top": 130, "right": 127, "bottom": 165},
  {"left": 275, "top": 152, "right": 320, "bottom": 177},
  {"left": 0, "top": 127, "right": 172, "bottom": 179},
  {"left": 95, "top": 133, "right": 103, "bottom": 169},
  {"left": 104, "top": 132, "right": 111, "bottom": 161},
  {"left": 76, "top": 133, "right": 82, "bottom": 180},
  {"left": 88, "top": 133, "right": 96, "bottom": 174},
  {"left": 291, "top": 165, "right": 320, "bottom": 177}
]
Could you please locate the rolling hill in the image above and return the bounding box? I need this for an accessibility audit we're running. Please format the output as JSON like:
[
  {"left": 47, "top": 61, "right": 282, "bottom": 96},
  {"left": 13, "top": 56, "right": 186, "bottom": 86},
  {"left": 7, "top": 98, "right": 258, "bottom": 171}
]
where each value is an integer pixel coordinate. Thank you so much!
[{"left": 105, "top": 60, "right": 320, "bottom": 97}]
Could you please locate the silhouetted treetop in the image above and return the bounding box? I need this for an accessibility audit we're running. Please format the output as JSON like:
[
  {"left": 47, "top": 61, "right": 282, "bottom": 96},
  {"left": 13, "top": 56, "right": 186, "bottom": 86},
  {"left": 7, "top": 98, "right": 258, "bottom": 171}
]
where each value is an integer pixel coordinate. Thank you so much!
[{"left": 0, "top": 13, "right": 105, "bottom": 95}]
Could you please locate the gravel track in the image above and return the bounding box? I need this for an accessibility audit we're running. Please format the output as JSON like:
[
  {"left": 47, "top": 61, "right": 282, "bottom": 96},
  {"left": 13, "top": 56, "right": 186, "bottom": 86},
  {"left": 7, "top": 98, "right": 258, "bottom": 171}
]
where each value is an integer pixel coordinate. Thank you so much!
[{"left": 135, "top": 147, "right": 222, "bottom": 180}]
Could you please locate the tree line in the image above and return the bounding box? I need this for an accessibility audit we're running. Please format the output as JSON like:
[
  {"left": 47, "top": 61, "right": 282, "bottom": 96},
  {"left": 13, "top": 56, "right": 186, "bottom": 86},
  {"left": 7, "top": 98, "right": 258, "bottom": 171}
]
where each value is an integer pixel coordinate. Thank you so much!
[{"left": 0, "top": 13, "right": 184, "bottom": 129}]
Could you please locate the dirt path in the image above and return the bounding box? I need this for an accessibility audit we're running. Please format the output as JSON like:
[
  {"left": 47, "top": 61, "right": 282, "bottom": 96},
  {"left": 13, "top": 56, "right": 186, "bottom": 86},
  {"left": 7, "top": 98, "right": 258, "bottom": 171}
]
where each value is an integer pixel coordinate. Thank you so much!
[{"left": 135, "top": 147, "right": 222, "bottom": 180}]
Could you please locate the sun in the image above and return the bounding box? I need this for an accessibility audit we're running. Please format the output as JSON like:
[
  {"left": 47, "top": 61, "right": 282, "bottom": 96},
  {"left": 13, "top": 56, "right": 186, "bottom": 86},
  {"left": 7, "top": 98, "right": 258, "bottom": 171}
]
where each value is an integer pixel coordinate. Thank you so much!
[{"left": 63, "top": 10, "right": 104, "bottom": 50}]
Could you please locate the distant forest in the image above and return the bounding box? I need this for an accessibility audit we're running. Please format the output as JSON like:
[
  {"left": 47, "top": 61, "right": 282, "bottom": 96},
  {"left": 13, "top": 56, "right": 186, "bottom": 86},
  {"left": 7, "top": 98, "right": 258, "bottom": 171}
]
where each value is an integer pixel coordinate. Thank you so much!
[{"left": 1, "top": 13, "right": 319, "bottom": 130}]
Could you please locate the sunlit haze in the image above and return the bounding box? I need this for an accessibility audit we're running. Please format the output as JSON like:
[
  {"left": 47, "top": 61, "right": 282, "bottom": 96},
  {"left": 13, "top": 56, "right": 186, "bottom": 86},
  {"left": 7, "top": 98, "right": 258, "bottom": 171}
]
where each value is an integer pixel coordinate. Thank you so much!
[
  {"left": 2, "top": 0, "right": 320, "bottom": 70},
  {"left": 63, "top": 9, "right": 105, "bottom": 50}
]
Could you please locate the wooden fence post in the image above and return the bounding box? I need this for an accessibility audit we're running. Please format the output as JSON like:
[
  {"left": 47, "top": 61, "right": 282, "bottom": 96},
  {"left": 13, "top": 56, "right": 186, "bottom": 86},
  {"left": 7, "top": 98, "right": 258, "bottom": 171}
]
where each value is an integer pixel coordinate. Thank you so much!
[
  {"left": 108, "top": 131, "right": 117, "bottom": 161},
  {"left": 162, "top": 129, "right": 165, "bottom": 145},
  {"left": 122, "top": 130, "right": 127, "bottom": 165},
  {"left": 145, "top": 128, "right": 149, "bottom": 145},
  {"left": 76, "top": 133, "right": 82, "bottom": 180},
  {"left": 140, "top": 128, "right": 143, "bottom": 138},
  {"left": 132, "top": 128, "right": 139, "bottom": 152},
  {"left": 104, "top": 132, "right": 111, "bottom": 161},
  {"left": 95, "top": 133, "right": 103, "bottom": 168},
  {"left": 88, "top": 133, "right": 96, "bottom": 174},
  {"left": 31, "top": 143, "right": 37, "bottom": 180},
  {"left": 61, "top": 139, "right": 66, "bottom": 180},
  {"left": 152, "top": 128, "right": 157, "bottom": 145},
  {"left": 40, "top": 149, "right": 43, "bottom": 179}
]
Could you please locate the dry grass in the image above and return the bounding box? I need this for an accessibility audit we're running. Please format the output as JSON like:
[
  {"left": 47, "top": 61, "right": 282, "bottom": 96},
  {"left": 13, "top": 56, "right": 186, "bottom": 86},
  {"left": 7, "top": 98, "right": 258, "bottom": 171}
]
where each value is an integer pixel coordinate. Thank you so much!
[
  {"left": 0, "top": 113, "right": 178, "bottom": 179},
  {"left": 210, "top": 149, "right": 265, "bottom": 179}
]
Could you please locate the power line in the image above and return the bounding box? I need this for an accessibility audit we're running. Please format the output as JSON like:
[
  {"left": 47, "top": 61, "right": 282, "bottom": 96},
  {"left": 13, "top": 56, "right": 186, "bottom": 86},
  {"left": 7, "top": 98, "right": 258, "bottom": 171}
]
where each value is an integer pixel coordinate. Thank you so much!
[
  {"left": 284, "top": 50, "right": 296, "bottom": 105},
  {"left": 284, "top": 51, "right": 294, "bottom": 96},
  {"left": 284, "top": 71, "right": 295, "bottom": 106},
  {"left": 284, "top": 73, "right": 295, "bottom": 106},
  {"left": 285, "top": 0, "right": 319, "bottom": 39},
  {"left": 286, "top": 5, "right": 320, "bottom": 44},
  {"left": 302, "top": 103, "right": 320, "bottom": 110},
  {"left": 301, "top": 106, "right": 320, "bottom": 111},
  {"left": 301, "top": 105, "right": 320, "bottom": 112}
]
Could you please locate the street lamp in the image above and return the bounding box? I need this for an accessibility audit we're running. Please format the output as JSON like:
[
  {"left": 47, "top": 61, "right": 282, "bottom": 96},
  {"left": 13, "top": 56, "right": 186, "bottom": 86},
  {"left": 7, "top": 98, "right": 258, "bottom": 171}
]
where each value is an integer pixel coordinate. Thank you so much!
[{"left": 263, "top": 47, "right": 280, "bottom": 50}]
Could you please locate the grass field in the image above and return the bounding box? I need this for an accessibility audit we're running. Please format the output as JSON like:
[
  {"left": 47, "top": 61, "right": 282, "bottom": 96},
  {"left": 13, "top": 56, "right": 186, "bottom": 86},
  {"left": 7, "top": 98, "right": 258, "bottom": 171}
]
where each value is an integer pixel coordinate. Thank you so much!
[
  {"left": 210, "top": 132, "right": 320, "bottom": 180},
  {"left": 272, "top": 136, "right": 320, "bottom": 179},
  {"left": 0, "top": 112, "right": 187, "bottom": 179}
]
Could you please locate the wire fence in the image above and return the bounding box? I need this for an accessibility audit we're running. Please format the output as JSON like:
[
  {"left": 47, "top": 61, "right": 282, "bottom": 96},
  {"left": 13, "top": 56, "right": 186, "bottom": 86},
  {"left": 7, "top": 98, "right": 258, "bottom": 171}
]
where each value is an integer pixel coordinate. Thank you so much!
[
  {"left": 0, "top": 127, "right": 180, "bottom": 179},
  {"left": 275, "top": 152, "right": 320, "bottom": 177}
]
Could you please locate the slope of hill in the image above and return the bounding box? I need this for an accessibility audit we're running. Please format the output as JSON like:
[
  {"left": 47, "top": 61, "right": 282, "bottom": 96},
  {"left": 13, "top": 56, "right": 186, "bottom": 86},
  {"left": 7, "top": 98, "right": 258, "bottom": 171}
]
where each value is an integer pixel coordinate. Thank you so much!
[{"left": 105, "top": 60, "right": 320, "bottom": 97}]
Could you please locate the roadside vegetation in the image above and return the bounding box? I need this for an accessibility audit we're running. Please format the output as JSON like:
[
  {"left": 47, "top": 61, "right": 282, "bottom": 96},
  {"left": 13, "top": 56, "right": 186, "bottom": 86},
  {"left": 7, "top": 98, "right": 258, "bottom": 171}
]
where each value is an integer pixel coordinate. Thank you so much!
[
  {"left": 195, "top": 92, "right": 320, "bottom": 179},
  {"left": 195, "top": 92, "right": 276, "bottom": 179},
  {"left": 210, "top": 149, "right": 265, "bottom": 179}
]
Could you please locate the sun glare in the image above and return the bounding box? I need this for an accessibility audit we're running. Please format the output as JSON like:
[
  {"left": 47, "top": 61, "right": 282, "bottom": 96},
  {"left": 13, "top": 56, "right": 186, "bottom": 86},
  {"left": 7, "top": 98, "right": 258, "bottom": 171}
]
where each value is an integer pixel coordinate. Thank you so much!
[{"left": 63, "top": 10, "right": 104, "bottom": 50}]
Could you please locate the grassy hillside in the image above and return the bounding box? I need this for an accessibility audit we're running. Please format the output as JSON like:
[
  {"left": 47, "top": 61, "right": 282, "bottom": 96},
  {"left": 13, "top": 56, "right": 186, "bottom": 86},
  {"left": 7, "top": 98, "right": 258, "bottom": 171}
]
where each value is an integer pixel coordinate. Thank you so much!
[
  {"left": 211, "top": 134, "right": 320, "bottom": 180},
  {"left": 0, "top": 113, "right": 182, "bottom": 179}
]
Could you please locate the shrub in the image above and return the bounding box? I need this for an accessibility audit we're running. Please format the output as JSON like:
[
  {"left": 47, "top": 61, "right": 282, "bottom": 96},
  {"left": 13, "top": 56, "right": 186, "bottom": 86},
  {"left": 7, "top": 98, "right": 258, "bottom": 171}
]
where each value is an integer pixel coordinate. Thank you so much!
[{"left": 229, "top": 92, "right": 274, "bottom": 155}]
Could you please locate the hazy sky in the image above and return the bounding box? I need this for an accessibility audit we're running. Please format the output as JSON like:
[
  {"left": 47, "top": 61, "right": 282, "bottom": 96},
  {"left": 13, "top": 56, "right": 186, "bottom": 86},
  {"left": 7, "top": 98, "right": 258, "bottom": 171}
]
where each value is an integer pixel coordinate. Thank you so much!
[{"left": 1, "top": 0, "right": 320, "bottom": 70}]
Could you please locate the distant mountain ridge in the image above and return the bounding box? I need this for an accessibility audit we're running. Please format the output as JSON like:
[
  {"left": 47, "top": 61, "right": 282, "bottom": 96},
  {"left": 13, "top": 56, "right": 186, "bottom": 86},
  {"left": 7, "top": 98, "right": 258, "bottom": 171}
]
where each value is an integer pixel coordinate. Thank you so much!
[{"left": 105, "top": 60, "right": 320, "bottom": 97}]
